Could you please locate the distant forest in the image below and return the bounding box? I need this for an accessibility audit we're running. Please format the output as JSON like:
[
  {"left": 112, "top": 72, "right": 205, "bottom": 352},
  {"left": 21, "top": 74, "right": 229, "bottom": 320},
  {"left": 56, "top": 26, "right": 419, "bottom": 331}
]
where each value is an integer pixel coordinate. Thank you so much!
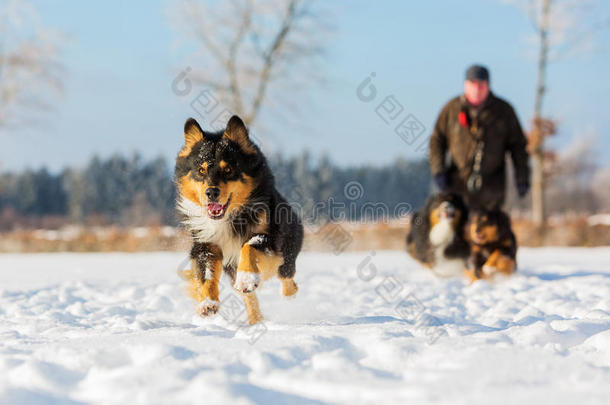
[{"left": 0, "top": 152, "right": 431, "bottom": 230}]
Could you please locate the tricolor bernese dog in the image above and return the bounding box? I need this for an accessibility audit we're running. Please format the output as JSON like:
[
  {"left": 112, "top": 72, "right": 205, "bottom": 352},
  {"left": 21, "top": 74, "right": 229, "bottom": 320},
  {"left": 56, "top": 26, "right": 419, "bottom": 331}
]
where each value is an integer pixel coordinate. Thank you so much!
[
  {"left": 406, "top": 192, "right": 470, "bottom": 277},
  {"left": 465, "top": 209, "right": 517, "bottom": 282},
  {"left": 175, "top": 115, "right": 303, "bottom": 324}
]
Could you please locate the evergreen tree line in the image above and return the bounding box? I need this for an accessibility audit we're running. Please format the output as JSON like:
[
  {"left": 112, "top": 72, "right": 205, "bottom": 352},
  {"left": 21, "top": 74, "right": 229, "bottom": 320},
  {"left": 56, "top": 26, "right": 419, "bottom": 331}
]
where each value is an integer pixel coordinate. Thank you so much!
[{"left": 0, "top": 153, "right": 431, "bottom": 229}]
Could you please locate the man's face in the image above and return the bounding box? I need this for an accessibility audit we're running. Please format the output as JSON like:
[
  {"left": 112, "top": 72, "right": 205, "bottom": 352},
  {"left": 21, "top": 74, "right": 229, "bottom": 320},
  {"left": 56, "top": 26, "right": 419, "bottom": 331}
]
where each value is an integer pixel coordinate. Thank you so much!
[{"left": 464, "top": 80, "right": 490, "bottom": 106}]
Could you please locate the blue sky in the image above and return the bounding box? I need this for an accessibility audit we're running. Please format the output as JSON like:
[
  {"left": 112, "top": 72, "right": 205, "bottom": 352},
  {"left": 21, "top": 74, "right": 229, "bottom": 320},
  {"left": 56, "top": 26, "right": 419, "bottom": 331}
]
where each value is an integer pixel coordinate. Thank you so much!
[{"left": 1, "top": 0, "right": 609, "bottom": 172}]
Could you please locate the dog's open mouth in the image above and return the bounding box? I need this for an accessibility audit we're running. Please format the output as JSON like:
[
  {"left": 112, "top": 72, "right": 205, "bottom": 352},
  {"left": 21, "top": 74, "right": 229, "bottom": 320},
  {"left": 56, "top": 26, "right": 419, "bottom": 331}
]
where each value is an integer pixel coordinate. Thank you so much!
[
  {"left": 472, "top": 233, "right": 485, "bottom": 244},
  {"left": 207, "top": 194, "right": 231, "bottom": 219}
]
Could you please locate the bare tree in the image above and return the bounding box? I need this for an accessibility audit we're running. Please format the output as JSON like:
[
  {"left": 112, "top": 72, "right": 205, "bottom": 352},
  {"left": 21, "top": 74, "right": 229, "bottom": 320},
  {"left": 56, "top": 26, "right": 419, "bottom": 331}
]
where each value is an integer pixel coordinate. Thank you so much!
[
  {"left": 0, "top": 0, "right": 63, "bottom": 128},
  {"left": 169, "top": 0, "right": 331, "bottom": 126},
  {"left": 546, "top": 137, "right": 598, "bottom": 214},
  {"left": 508, "top": 0, "right": 609, "bottom": 226},
  {"left": 592, "top": 166, "right": 610, "bottom": 211},
  {"left": 530, "top": 0, "right": 552, "bottom": 227}
]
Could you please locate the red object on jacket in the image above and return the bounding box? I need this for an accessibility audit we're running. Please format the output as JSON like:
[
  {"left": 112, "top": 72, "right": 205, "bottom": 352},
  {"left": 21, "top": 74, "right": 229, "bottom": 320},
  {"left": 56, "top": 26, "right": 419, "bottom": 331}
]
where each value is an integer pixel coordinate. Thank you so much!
[{"left": 458, "top": 111, "right": 468, "bottom": 128}]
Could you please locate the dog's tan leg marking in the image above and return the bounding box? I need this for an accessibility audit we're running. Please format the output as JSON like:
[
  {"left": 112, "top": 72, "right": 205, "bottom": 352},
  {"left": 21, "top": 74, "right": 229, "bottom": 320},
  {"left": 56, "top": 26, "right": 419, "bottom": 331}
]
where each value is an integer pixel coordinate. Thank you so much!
[
  {"left": 241, "top": 292, "right": 264, "bottom": 325},
  {"left": 480, "top": 250, "right": 515, "bottom": 278},
  {"left": 495, "top": 255, "right": 516, "bottom": 276},
  {"left": 188, "top": 249, "right": 223, "bottom": 316},
  {"left": 484, "top": 250, "right": 501, "bottom": 267},
  {"left": 237, "top": 244, "right": 258, "bottom": 273},
  {"left": 258, "top": 253, "right": 284, "bottom": 281},
  {"left": 281, "top": 278, "right": 298, "bottom": 297},
  {"left": 481, "top": 250, "right": 500, "bottom": 277},
  {"left": 235, "top": 244, "right": 284, "bottom": 293},
  {"left": 200, "top": 256, "right": 222, "bottom": 301},
  {"left": 235, "top": 244, "right": 261, "bottom": 293}
]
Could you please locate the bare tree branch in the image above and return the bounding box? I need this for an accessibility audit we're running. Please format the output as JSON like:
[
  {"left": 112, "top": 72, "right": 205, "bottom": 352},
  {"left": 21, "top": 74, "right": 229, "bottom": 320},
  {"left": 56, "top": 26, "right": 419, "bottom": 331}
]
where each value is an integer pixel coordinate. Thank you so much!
[
  {"left": 168, "top": 0, "right": 331, "bottom": 126},
  {"left": 0, "top": 0, "right": 64, "bottom": 128},
  {"left": 554, "top": 15, "right": 610, "bottom": 57},
  {"left": 246, "top": 0, "right": 297, "bottom": 124},
  {"left": 226, "top": 0, "right": 253, "bottom": 115}
]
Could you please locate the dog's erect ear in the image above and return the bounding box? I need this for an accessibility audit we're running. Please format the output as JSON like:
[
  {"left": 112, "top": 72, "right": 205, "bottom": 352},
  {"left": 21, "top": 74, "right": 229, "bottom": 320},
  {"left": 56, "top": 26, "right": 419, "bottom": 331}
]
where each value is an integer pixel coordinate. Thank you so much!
[
  {"left": 184, "top": 118, "right": 204, "bottom": 146},
  {"left": 223, "top": 115, "right": 256, "bottom": 154},
  {"left": 179, "top": 118, "right": 205, "bottom": 157}
]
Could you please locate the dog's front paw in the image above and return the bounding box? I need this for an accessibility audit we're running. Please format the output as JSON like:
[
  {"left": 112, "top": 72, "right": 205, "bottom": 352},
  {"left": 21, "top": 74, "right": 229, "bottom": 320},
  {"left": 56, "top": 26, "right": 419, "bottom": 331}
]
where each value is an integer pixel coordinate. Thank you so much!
[
  {"left": 463, "top": 268, "right": 478, "bottom": 283},
  {"left": 482, "top": 265, "right": 496, "bottom": 277},
  {"left": 234, "top": 271, "right": 261, "bottom": 293},
  {"left": 197, "top": 299, "right": 219, "bottom": 317}
]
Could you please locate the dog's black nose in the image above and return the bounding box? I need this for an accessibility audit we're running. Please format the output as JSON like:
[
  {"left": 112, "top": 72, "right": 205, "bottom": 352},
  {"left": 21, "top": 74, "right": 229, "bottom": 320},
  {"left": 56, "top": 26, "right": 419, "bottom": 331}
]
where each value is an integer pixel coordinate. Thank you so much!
[{"left": 205, "top": 187, "right": 220, "bottom": 201}]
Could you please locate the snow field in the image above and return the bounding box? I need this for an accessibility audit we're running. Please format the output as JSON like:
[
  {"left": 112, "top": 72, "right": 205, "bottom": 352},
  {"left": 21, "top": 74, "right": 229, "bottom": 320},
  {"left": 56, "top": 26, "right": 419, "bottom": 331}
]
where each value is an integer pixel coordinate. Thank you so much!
[{"left": 0, "top": 249, "right": 610, "bottom": 404}]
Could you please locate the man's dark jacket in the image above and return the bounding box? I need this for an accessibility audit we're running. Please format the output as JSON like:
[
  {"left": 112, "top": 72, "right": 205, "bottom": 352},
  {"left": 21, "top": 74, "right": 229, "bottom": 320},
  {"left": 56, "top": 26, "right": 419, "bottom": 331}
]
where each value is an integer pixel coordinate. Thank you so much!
[{"left": 429, "top": 92, "right": 530, "bottom": 210}]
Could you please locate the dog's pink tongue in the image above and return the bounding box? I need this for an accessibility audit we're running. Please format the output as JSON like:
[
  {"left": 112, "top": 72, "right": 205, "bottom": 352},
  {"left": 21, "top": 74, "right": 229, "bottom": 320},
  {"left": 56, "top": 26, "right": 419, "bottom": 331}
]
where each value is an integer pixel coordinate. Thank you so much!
[{"left": 208, "top": 202, "right": 223, "bottom": 215}]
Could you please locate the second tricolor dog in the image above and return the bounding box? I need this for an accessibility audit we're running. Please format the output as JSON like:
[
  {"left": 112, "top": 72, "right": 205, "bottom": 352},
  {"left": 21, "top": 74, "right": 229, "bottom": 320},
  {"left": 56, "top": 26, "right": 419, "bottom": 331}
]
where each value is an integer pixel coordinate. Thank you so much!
[{"left": 406, "top": 192, "right": 470, "bottom": 277}]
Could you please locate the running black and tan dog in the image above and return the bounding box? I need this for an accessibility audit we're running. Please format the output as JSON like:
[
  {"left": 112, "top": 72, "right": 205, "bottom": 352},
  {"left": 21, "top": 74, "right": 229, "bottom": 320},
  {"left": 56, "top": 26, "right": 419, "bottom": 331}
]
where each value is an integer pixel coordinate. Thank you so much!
[
  {"left": 175, "top": 116, "right": 303, "bottom": 324},
  {"left": 465, "top": 209, "right": 517, "bottom": 282},
  {"left": 406, "top": 192, "right": 470, "bottom": 277}
]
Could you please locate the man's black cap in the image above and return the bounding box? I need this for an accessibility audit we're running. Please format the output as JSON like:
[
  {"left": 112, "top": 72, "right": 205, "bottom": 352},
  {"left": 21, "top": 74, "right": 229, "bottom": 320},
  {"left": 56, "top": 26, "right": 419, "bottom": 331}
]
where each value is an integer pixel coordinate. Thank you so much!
[{"left": 465, "top": 64, "right": 490, "bottom": 82}]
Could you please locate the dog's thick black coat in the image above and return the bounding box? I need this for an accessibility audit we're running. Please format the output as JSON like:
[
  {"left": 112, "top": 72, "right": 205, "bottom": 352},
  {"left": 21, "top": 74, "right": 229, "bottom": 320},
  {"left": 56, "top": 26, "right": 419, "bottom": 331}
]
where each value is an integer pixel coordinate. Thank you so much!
[{"left": 175, "top": 116, "right": 303, "bottom": 323}]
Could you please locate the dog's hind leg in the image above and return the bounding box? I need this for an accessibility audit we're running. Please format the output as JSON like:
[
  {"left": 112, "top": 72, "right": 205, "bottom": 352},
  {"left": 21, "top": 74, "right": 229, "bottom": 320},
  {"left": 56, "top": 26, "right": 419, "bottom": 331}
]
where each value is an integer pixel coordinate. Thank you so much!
[
  {"left": 278, "top": 260, "right": 298, "bottom": 297},
  {"left": 241, "top": 292, "right": 263, "bottom": 325},
  {"left": 281, "top": 278, "right": 298, "bottom": 297}
]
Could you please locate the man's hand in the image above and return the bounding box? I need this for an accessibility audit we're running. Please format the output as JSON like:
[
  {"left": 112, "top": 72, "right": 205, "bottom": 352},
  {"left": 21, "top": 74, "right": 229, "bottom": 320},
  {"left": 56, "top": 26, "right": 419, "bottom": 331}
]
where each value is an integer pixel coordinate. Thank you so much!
[
  {"left": 517, "top": 182, "right": 529, "bottom": 198},
  {"left": 434, "top": 173, "right": 450, "bottom": 192}
]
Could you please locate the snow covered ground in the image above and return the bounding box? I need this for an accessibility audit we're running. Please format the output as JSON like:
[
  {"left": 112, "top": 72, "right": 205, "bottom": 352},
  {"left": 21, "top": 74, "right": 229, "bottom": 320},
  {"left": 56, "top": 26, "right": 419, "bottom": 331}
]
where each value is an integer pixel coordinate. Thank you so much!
[{"left": 1, "top": 248, "right": 610, "bottom": 404}]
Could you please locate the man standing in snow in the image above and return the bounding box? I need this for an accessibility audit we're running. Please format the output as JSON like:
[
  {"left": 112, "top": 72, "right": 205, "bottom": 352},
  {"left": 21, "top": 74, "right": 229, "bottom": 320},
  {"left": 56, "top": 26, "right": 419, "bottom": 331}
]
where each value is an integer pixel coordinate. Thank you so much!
[{"left": 429, "top": 64, "right": 530, "bottom": 210}]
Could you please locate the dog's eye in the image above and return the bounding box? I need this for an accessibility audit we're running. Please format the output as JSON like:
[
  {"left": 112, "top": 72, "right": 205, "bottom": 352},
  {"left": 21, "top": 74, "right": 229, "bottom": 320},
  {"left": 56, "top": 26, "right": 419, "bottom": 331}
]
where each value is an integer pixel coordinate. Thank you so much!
[
  {"left": 224, "top": 166, "right": 232, "bottom": 175},
  {"left": 198, "top": 167, "right": 206, "bottom": 176}
]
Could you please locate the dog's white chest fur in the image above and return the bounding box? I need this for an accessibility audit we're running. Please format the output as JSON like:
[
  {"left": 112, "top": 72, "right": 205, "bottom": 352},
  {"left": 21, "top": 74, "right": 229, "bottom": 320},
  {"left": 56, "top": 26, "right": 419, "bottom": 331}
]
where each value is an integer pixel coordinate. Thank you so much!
[
  {"left": 429, "top": 219, "right": 455, "bottom": 246},
  {"left": 177, "top": 197, "right": 243, "bottom": 267},
  {"left": 429, "top": 218, "right": 463, "bottom": 277}
]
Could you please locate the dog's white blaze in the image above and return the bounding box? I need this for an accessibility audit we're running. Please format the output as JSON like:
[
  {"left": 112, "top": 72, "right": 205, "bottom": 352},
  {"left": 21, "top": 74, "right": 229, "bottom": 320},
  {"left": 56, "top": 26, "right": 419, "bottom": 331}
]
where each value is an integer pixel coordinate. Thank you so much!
[
  {"left": 177, "top": 197, "right": 243, "bottom": 267},
  {"left": 429, "top": 218, "right": 463, "bottom": 277}
]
